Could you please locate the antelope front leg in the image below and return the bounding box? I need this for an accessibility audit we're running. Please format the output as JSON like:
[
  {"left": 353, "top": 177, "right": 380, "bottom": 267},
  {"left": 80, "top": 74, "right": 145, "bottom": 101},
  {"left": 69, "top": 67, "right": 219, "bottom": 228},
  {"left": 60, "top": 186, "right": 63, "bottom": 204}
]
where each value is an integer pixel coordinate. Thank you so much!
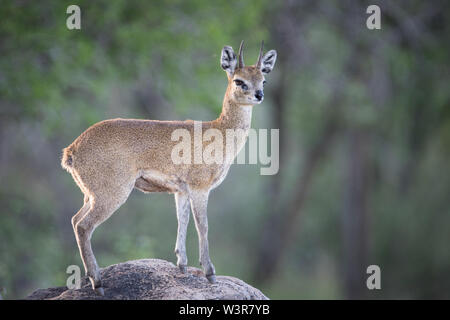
[
  {"left": 174, "top": 192, "right": 190, "bottom": 273},
  {"left": 190, "top": 190, "right": 216, "bottom": 283}
]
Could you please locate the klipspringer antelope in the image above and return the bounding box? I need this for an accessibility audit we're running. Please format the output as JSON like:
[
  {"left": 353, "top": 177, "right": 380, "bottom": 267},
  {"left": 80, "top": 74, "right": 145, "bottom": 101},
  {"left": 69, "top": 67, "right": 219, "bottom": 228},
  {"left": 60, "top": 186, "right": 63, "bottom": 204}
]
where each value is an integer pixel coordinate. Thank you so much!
[{"left": 61, "top": 41, "right": 277, "bottom": 295}]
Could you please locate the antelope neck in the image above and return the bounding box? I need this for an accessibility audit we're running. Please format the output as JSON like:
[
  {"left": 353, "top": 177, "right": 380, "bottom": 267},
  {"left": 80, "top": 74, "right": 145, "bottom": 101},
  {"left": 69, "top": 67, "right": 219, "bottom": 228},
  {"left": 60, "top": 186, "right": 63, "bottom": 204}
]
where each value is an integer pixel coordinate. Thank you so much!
[{"left": 216, "top": 91, "right": 253, "bottom": 131}]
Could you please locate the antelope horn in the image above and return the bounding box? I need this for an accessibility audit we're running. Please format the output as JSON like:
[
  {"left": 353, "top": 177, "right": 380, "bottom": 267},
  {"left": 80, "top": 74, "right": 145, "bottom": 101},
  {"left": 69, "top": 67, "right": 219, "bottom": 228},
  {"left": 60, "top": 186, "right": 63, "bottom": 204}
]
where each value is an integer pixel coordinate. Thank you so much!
[
  {"left": 256, "top": 40, "right": 264, "bottom": 68},
  {"left": 238, "top": 40, "right": 244, "bottom": 68}
]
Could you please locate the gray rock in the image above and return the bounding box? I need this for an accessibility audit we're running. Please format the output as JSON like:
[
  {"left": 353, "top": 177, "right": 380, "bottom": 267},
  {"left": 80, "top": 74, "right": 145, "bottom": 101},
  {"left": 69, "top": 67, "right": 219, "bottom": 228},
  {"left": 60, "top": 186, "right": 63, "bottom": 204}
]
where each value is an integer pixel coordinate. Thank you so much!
[{"left": 26, "top": 259, "right": 268, "bottom": 300}]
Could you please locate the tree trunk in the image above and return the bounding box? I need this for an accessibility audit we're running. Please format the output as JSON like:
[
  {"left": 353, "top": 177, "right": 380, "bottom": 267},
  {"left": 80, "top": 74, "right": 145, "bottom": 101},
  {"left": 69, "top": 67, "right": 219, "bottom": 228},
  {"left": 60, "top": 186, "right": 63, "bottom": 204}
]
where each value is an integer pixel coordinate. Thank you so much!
[{"left": 341, "top": 129, "right": 369, "bottom": 299}]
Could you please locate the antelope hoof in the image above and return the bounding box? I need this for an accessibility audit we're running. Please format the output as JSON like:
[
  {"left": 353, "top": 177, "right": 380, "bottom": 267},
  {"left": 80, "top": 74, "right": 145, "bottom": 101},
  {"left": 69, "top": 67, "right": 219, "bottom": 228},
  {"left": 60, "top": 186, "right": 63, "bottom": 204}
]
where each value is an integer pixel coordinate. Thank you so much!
[
  {"left": 94, "top": 286, "right": 105, "bottom": 296},
  {"left": 206, "top": 274, "right": 217, "bottom": 284},
  {"left": 89, "top": 275, "right": 103, "bottom": 296},
  {"left": 178, "top": 264, "right": 187, "bottom": 274}
]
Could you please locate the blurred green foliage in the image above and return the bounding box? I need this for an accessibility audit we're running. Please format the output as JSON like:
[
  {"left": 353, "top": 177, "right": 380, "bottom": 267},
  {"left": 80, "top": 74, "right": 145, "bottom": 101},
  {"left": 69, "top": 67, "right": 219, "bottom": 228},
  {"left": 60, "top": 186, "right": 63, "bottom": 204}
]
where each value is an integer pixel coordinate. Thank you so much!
[{"left": 1, "top": 0, "right": 449, "bottom": 299}]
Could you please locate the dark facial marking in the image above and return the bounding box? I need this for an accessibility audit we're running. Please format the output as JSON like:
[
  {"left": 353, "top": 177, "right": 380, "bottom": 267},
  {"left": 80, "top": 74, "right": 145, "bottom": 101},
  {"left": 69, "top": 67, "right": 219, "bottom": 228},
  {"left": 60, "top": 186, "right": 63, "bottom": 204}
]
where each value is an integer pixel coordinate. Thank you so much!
[{"left": 233, "top": 79, "right": 248, "bottom": 90}]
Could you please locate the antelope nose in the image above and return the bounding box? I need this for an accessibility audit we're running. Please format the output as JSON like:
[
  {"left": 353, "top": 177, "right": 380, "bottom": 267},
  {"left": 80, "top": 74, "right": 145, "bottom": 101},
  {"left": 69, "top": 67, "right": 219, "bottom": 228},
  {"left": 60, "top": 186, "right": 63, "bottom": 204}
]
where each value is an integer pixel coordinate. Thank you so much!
[{"left": 255, "top": 90, "right": 264, "bottom": 101}]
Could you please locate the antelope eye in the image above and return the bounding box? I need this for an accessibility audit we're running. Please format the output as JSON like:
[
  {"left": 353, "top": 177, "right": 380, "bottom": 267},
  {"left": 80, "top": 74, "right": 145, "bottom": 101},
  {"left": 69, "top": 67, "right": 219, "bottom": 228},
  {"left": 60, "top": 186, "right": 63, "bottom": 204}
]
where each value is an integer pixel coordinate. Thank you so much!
[
  {"left": 234, "top": 79, "right": 248, "bottom": 90},
  {"left": 263, "top": 80, "right": 267, "bottom": 86}
]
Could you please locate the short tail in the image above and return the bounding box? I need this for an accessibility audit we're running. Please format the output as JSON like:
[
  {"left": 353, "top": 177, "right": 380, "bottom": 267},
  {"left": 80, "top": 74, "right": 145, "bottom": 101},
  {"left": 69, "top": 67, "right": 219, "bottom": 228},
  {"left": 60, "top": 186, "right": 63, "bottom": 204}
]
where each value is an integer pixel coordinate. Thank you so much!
[{"left": 61, "top": 145, "right": 75, "bottom": 171}]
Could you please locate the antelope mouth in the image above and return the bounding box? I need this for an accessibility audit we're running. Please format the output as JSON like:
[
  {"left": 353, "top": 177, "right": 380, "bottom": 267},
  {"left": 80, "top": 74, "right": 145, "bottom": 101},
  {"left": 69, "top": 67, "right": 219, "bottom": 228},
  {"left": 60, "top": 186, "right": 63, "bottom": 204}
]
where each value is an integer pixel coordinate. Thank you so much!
[{"left": 252, "top": 98, "right": 264, "bottom": 104}]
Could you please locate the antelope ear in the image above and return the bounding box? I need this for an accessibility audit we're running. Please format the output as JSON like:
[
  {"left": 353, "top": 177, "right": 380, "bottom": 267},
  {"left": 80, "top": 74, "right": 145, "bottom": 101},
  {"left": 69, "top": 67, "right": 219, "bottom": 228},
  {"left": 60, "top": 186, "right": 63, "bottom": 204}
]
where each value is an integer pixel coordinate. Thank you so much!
[
  {"left": 260, "top": 50, "right": 277, "bottom": 74},
  {"left": 220, "top": 46, "right": 237, "bottom": 77}
]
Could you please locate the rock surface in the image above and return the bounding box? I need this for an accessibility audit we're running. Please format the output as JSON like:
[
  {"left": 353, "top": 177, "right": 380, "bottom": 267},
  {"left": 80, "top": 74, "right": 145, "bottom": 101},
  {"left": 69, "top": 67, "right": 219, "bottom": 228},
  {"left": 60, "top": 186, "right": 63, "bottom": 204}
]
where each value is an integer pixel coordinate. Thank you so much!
[{"left": 26, "top": 259, "right": 268, "bottom": 300}]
